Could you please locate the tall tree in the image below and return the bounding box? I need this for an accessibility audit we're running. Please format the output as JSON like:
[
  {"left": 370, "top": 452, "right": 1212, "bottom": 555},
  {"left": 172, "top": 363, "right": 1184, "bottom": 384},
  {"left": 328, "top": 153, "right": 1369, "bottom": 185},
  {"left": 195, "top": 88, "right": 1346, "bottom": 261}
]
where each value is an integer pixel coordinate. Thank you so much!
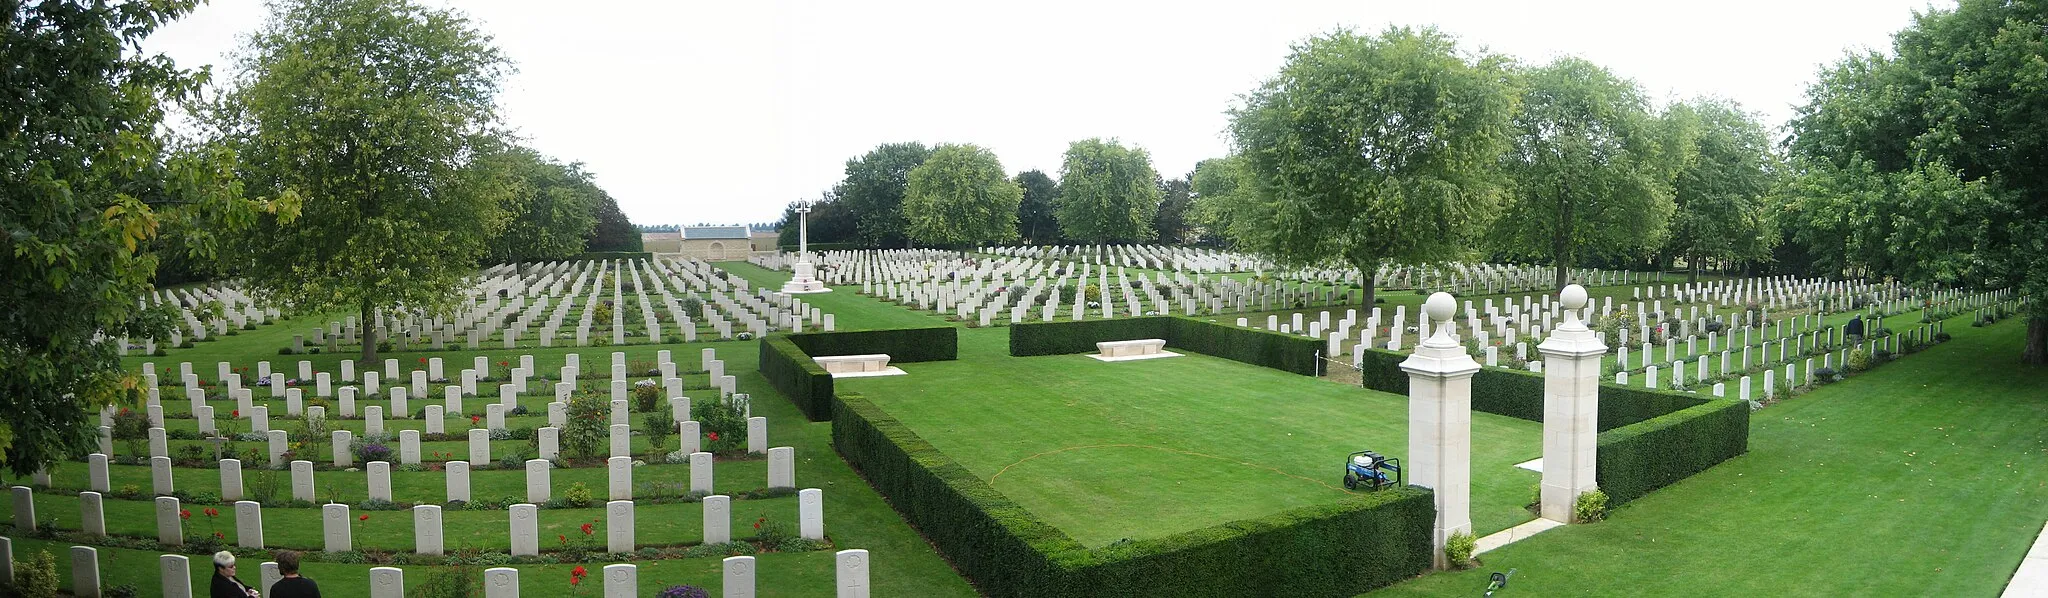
[
  {"left": 1786, "top": 0, "right": 2048, "bottom": 363},
  {"left": 1492, "top": 57, "right": 1677, "bottom": 287},
  {"left": 1014, "top": 170, "right": 1061, "bottom": 244},
  {"left": 903, "top": 144, "right": 1023, "bottom": 250},
  {"left": 1190, "top": 156, "right": 1253, "bottom": 248},
  {"left": 1154, "top": 175, "right": 1194, "bottom": 245},
  {"left": 476, "top": 138, "right": 601, "bottom": 264},
  {"left": 776, "top": 191, "right": 857, "bottom": 248},
  {"left": 837, "top": 142, "right": 932, "bottom": 248},
  {"left": 0, "top": 1, "right": 279, "bottom": 474},
  {"left": 213, "top": 0, "right": 513, "bottom": 364},
  {"left": 584, "top": 190, "right": 641, "bottom": 252},
  {"left": 1055, "top": 138, "right": 1161, "bottom": 243},
  {"left": 1226, "top": 27, "right": 1517, "bottom": 307},
  {"left": 1660, "top": 98, "right": 1778, "bottom": 281}
]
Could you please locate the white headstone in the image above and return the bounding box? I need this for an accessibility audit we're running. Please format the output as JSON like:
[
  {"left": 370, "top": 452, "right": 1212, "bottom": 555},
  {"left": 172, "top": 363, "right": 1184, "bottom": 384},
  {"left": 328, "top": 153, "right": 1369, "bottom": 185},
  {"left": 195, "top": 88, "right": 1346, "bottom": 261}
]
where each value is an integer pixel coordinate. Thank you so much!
[
  {"left": 703, "top": 494, "right": 731, "bottom": 544},
  {"left": 768, "top": 447, "right": 795, "bottom": 489},
  {"left": 690, "top": 451, "right": 714, "bottom": 494},
  {"left": 446, "top": 460, "right": 471, "bottom": 503},
  {"left": 799, "top": 488, "right": 825, "bottom": 540},
  {"left": 525, "top": 459, "right": 551, "bottom": 503},
  {"left": 836, "top": 549, "right": 871, "bottom": 598},
  {"left": 607, "top": 500, "right": 635, "bottom": 554},
  {"left": 723, "top": 556, "right": 756, "bottom": 598},
  {"left": 509, "top": 503, "right": 539, "bottom": 556},
  {"left": 415, "top": 504, "right": 444, "bottom": 555}
]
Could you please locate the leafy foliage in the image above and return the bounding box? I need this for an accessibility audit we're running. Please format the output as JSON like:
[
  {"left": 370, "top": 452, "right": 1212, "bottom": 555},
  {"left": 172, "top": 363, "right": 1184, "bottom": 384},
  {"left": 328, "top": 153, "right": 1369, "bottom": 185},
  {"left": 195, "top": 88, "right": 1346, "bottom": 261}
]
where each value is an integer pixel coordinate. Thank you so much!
[
  {"left": 836, "top": 142, "right": 933, "bottom": 249},
  {"left": 0, "top": 0, "right": 274, "bottom": 474},
  {"left": 584, "top": 187, "right": 641, "bottom": 252},
  {"left": 1491, "top": 57, "right": 1676, "bottom": 286},
  {"left": 209, "top": 0, "right": 514, "bottom": 365},
  {"left": 1054, "top": 138, "right": 1162, "bottom": 244},
  {"left": 1225, "top": 27, "right": 1517, "bottom": 307},
  {"left": 1783, "top": 0, "right": 2048, "bottom": 363},
  {"left": 474, "top": 138, "right": 603, "bottom": 264},
  {"left": 1014, "top": 170, "right": 1062, "bottom": 244},
  {"left": 903, "top": 144, "right": 1023, "bottom": 248},
  {"left": 1659, "top": 98, "right": 1778, "bottom": 280},
  {"left": 562, "top": 393, "right": 609, "bottom": 459}
]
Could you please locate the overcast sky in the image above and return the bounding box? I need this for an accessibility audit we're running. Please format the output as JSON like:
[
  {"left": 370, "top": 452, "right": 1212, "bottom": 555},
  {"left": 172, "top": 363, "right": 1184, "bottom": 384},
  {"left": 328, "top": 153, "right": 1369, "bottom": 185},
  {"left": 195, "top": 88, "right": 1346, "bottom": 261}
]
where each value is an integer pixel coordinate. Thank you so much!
[{"left": 141, "top": 0, "right": 1951, "bottom": 227}]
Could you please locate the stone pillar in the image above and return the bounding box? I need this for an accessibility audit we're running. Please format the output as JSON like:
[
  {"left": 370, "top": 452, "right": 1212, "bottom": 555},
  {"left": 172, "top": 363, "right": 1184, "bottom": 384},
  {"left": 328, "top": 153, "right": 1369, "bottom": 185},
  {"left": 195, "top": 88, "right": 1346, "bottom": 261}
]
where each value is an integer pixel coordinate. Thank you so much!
[
  {"left": 1537, "top": 284, "right": 1605, "bottom": 523},
  {"left": 1400, "top": 292, "right": 1479, "bottom": 570}
]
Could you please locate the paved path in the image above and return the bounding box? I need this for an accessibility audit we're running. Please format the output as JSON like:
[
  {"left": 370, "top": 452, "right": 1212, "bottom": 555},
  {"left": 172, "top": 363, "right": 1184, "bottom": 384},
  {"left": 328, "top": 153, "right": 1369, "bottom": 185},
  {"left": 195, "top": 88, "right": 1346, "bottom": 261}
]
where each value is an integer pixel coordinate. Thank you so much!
[{"left": 2004, "top": 522, "right": 2048, "bottom": 597}]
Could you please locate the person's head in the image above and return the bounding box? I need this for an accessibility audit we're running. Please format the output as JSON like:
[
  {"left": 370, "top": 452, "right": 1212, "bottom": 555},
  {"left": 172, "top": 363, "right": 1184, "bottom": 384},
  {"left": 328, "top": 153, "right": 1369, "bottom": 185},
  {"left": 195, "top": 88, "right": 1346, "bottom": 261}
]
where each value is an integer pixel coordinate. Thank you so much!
[
  {"left": 276, "top": 550, "right": 301, "bottom": 576},
  {"left": 212, "top": 551, "right": 237, "bottom": 576}
]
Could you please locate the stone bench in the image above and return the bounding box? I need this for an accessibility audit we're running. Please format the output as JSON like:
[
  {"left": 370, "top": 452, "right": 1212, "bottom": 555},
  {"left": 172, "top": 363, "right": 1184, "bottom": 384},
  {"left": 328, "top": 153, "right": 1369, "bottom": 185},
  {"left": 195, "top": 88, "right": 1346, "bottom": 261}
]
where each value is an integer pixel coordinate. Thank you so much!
[
  {"left": 812, "top": 354, "right": 891, "bottom": 374},
  {"left": 1097, "top": 339, "right": 1167, "bottom": 358}
]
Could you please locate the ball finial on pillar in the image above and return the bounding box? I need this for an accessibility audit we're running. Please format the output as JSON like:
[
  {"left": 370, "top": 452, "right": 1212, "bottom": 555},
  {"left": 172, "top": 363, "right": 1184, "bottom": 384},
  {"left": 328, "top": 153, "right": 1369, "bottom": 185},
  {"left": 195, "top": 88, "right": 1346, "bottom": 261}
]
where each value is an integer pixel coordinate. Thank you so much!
[
  {"left": 1561, "top": 284, "right": 1588, "bottom": 310},
  {"left": 1425, "top": 292, "right": 1456, "bottom": 323}
]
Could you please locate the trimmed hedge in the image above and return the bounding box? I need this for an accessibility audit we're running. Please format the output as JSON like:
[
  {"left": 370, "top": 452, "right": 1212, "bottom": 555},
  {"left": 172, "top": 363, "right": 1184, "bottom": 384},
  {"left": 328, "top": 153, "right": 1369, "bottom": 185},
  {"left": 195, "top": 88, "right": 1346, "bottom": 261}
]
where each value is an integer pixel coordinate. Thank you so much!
[
  {"left": 1010, "top": 317, "right": 1172, "bottom": 356},
  {"left": 788, "top": 326, "right": 957, "bottom": 363},
  {"left": 1596, "top": 398, "right": 1749, "bottom": 504},
  {"left": 1352, "top": 346, "right": 1747, "bottom": 507},
  {"left": 1167, "top": 318, "right": 1321, "bottom": 376},
  {"left": 832, "top": 391, "right": 1433, "bottom": 597},
  {"left": 1009, "top": 316, "right": 1321, "bottom": 375},
  {"left": 759, "top": 337, "right": 833, "bottom": 421}
]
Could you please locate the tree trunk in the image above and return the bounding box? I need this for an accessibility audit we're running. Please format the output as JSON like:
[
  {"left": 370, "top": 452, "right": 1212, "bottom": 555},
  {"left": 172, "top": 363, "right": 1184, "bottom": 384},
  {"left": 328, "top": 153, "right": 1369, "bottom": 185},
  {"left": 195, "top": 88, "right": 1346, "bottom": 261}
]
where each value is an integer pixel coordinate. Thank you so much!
[
  {"left": 2024, "top": 317, "right": 2048, "bottom": 366},
  {"left": 359, "top": 302, "right": 378, "bottom": 364},
  {"left": 1688, "top": 253, "right": 1700, "bottom": 284},
  {"left": 1553, "top": 186, "right": 1572, "bottom": 289},
  {"left": 1355, "top": 266, "right": 1377, "bottom": 311}
]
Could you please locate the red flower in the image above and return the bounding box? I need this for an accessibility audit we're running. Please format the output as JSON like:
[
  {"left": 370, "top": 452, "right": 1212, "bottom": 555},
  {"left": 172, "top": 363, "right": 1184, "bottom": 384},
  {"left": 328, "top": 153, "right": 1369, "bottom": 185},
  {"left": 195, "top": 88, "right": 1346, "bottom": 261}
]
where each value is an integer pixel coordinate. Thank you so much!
[
  {"left": 214, "top": 531, "right": 224, "bottom": 540},
  {"left": 418, "top": 358, "right": 427, "bottom": 364},
  {"left": 203, "top": 508, "right": 219, "bottom": 518},
  {"left": 179, "top": 509, "right": 191, "bottom": 520},
  {"left": 471, "top": 415, "right": 481, "bottom": 425},
  {"left": 707, "top": 431, "right": 719, "bottom": 441},
  {"left": 580, "top": 522, "right": 593, "bottom": 536},
  {"left": 359, "top": 514, "right": 370, "bottom": 522},
  {"left": 572, "top": 565, "right": 587, "bottom": 578},
  {"left": 499, "top": 361, "right": 508, "bottom": 367},
  {"left": 570, "top": 575, "right": 580, "bottom": 586},
  {"left": 558, "top": 534, "right": 567, "bottom": 545},
  {"left": 231, "top": 410, "right": 240, "bottom": 418}
]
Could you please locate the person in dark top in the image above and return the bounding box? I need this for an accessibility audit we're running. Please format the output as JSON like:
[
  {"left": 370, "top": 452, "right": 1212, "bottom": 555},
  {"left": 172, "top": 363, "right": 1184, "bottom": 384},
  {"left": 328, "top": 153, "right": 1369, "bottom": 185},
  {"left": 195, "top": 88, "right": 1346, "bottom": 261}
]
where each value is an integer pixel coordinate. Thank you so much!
[
  {"left": 210, "top": 551, "right": 259, "bottom": 598},
  {"left": 269, "top": 550, "right": 322, "bottom": 598}
]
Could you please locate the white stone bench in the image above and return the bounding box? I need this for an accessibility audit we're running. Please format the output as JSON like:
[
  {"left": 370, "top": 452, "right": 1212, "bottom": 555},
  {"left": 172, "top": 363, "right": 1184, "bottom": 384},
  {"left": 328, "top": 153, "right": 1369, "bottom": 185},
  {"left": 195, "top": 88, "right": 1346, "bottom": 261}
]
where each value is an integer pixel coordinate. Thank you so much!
[
  {"left": 812, "top": 354, "right": 891, "bottom": 374},
  {"left": 1096, "top": 339, "right": 1167, "bottom": 358}
]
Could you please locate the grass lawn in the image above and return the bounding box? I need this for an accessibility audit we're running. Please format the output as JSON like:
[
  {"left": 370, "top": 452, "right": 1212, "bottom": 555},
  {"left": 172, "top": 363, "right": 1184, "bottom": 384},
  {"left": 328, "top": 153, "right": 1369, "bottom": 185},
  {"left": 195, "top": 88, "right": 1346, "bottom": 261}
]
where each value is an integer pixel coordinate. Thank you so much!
[
  {"left": 713, "top": 261, "right": 959, "bottom": 331},
  {"left": 1368, "top": 314, "right": 2048, "bottom": 597},
  {"left": 7, "top": 290, "right": 981, "bottom": 596},
  {"left": 840, "top": 328, "right": 1544, "bottom": 546}
]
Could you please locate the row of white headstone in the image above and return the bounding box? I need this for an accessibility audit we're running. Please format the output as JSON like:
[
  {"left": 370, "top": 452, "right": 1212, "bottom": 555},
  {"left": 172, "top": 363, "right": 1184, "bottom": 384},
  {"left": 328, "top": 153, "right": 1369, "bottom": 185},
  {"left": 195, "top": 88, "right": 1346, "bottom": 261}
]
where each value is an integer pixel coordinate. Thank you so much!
[
  {"left": 0, "top": 536, "right": 869, "bottom": 598},
  {"left": 10, "top": 484, "right": 824, "bottom": 554}
]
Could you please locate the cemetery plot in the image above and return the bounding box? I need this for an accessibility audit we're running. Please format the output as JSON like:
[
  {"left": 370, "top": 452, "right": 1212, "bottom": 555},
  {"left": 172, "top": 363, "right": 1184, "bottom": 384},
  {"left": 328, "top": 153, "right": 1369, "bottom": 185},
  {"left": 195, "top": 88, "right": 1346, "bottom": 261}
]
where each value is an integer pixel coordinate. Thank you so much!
[
  {"left": 266, "top": 258, "right": 835, "bottom": 356},
  {"left": 120, "top": 282, "right": 289, "bottom": 356},
  {"left": 839, "top": 338, "right": 1544, "bottom": 546}
]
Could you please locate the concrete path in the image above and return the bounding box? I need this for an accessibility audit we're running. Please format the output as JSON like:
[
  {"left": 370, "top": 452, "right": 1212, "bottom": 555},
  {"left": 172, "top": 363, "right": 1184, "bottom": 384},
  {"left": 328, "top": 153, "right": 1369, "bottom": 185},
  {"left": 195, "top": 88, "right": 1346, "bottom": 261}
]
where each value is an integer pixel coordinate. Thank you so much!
[
  {"left": 2003, "top": 521, "right": 2048, "bottom": 597},
  {"left": 1474, "top": 517, "right": 1565, "bottom": 556}
]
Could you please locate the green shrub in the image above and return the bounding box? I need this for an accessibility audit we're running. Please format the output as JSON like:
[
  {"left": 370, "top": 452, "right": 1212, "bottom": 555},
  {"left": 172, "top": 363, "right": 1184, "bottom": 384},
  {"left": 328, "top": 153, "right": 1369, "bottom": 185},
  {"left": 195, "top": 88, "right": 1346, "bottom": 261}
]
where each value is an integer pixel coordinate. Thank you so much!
[
  {"left": 1444, "top": 530, "right": 1476, "bottom": 569},
  {"left": 1008, "top": 317, "right": 1322, "bottom": 375},
  {"left": 1575, "top": 490, "right": 1609, "bottom": 523},
  {"left": 1008, "top": 317, "right": 1171, "bottom": 356},
  {"left": 1847, "top": 348, "right": 1871, "bottom": 372},
  {"left": 410, "top": 562, "right": 482, "bottom": 598},
  {"left": 759, "top": 337, "right": 833, "bottom": 421},
  {"left": 693, "top": 396, "right": 749, "bottom": 454},
  {"left": 563, "top": 482, "right": 594, "bottom": 508},
  {"left": 562, "top": 394, "right": 608, "bottom": 459},
  {"left": 787, "top": 326, "right": 957, "bottom": 363},
  {"left": 643, "top": 411, "right": 674, "bottom": 455},
  {"left": 13, "top": 549, "right": 60, "bottom": 598}
]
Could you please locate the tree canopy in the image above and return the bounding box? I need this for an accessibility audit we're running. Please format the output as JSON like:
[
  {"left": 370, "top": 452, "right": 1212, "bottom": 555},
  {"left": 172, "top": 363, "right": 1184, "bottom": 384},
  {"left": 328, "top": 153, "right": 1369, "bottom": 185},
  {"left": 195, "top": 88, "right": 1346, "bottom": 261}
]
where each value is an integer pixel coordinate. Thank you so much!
[
  {"left": 1225, "top": 26, "right": 1518, "bottom": 306},
  {"left": 837, "top": 142, "right": 932, "bottom": 248},
  {"left": 475, "top": 137, "right": 602, "bottom": 264},
  {"left": 1491, "top": 57, "right": 1676, "bottom": 287},
  {"left": 1054, "top": 138, "right": 1162, "bottom": 244},
  {"left": 1784, "top": 0, "right": 2048, "bottom": 363},
  {"left": 1015, "top": 170, "right": 1061, "bottom": 245},
  {"left": 1660, "top": 98, "right": 1778, "bottom": 281},
  {"left": 903, "top": 144, "right": 1023, "bottom": 249},
  {"left": 210, "top": 0, "right": 513, "bottom": 363},
  {"left": 584, "top": 189, "right": 641, "bottom": 253},
  {"left": 1154, "top": 175, "right": 1195, "bottom": 245},
  {"left": 776, "top": 191, "right": 857, "bottom": 249},
  {"left": 0, "top": 0, "right": 279, "bottom": 474}
]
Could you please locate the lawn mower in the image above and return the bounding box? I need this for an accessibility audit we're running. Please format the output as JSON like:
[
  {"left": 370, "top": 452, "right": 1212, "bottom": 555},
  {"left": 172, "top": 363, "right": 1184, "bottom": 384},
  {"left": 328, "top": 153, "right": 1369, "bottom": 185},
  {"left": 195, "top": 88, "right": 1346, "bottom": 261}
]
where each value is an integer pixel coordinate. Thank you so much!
[{"left": 1342, "top": 450, "right": 1403, "bottom": 491}]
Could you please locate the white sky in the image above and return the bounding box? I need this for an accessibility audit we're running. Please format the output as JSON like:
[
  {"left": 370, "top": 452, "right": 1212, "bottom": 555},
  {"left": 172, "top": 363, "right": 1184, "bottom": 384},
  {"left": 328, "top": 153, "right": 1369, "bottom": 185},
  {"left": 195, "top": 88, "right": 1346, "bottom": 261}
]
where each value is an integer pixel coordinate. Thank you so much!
[{"left": 141, "top": 0, "right": 1951, "bottom": 227}]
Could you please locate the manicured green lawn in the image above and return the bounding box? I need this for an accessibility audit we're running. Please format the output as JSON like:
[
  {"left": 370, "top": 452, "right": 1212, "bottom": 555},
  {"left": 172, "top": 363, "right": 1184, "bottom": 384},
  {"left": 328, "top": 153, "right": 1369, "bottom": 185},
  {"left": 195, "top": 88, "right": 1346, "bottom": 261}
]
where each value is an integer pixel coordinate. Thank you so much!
[
  {"left": 8, "top": 287, "right": 981, "bottom": 596},
  {"left": 840, "top": 328, "right": 1544, "bottom": 546},
  {"left": 1369, "top": 315, "right": 2048, "bottom": 597},
  {"left": 713, "top": 261, "right": 959, "bottom": 331}
]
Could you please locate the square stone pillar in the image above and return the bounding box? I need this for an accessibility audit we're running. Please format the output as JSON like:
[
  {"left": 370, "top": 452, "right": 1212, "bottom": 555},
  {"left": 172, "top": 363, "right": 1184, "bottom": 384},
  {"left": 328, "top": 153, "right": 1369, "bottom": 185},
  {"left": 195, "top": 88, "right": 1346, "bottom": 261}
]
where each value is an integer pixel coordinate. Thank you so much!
[
  {"left": 1399, "top": 292, "right": 1480, "bottom": 570},
  {"left": 1538, "top": 284, "right": 1606, "bottom": 523}
]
